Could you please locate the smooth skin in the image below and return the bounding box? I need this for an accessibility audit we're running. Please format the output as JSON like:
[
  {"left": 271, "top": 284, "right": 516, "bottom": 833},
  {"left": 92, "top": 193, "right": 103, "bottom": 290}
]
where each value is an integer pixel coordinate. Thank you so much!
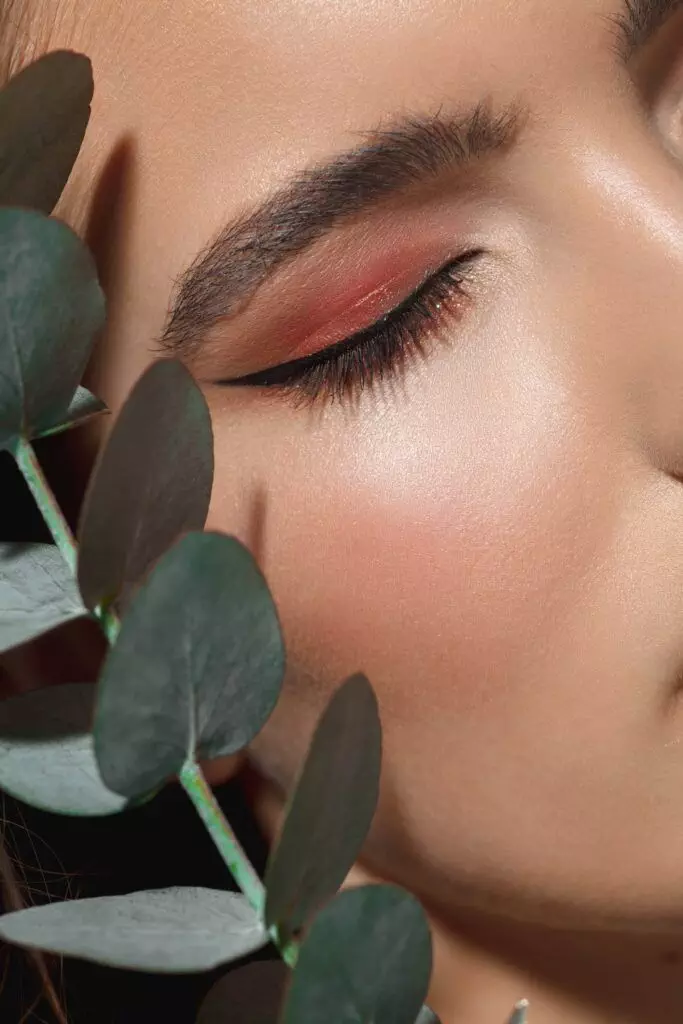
[{"left": 6, "top": 0, "right": 683, "bottom": 1020}]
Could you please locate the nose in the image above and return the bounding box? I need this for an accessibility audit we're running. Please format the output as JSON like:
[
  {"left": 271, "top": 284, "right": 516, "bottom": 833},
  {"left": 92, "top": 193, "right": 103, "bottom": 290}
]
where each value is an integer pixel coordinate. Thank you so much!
[{"left": 539, "top": 110, "right": 683, "bottom": 483}]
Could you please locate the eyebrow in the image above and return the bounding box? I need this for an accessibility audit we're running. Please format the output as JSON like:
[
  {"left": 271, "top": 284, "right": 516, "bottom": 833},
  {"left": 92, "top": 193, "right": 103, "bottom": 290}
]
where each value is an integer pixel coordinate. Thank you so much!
[
  {"left": 610, "top": 0, "right": 683, "bottom": 61},
  {"left": 160, "top": 101, "right": 523, "bottom": 355}
]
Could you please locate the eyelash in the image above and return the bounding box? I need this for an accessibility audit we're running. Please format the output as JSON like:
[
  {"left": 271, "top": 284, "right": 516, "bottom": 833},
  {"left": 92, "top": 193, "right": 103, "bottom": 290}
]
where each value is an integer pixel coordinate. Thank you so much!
[{"left": 221, "top": 250, "right": 483, "bottom": 409}]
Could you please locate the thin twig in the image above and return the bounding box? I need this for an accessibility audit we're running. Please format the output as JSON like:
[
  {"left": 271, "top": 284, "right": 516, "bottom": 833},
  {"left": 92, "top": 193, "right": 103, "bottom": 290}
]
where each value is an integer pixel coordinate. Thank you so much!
[
  {"left": 11, "top": 437, "right": 77, "bottom": 575},
  {"left": 178, "top": 760, "right": 299, "bottom": 968}
]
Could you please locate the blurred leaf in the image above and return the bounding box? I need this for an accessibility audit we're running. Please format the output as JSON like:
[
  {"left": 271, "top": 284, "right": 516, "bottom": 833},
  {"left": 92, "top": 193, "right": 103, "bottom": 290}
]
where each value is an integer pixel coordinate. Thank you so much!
[
  {"left": 0, "top": 682, "right": 127, "bottom": 815},
  {"left": 507, "top": 1000, "right": 530, "bottom": 1024},
  {"left": 197, "top": 961, "right": 288, "bottom": 1024},
  {"left": 265, "top": 673, "right": 381, "bottom": 933},
  {"left": 0, "top": 207, "right": 105, "bottom": 450},
  {"left": 33, "top": 386, "right": 108, "bottom": 439},
  {"left": 281, "top": 884, "right": 432, "bottom": 1024},
  {"left": 0, "top": 51, "right": 92, "bottom": 214},
  {"left": 94, "top": 531, "right": 285, "bottom": 798},
  {"left": 0, "top": 886, "right": 267, "bottom": 972},
  {"left": 0, "top": 542, "right": 85, "bottom": 654},
  {"left": 77, "top": 359, "right": 213, "bottom": 612}
]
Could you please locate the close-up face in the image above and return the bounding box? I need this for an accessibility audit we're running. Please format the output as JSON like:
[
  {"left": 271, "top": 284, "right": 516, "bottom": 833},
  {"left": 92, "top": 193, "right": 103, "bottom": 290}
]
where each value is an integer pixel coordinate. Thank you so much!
[{"left": 11, "top": 0, "right": 683, "bottom": 940}]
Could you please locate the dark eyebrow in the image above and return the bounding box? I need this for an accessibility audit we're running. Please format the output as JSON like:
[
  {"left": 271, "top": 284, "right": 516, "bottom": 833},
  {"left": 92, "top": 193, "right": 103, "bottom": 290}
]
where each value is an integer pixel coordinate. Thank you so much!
[
  {"left": 160, "top": 101, "right": 523, "bottom": 355},
  {"left": 609, "top": 0, "right": 683, "bottom": 62}
]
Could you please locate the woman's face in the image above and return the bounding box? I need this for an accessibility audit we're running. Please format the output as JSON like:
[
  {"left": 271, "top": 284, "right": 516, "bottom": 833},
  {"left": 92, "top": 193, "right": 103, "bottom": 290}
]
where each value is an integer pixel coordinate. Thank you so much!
[{"left": 42, "top": 0, "right": 683, "bottom": 930}]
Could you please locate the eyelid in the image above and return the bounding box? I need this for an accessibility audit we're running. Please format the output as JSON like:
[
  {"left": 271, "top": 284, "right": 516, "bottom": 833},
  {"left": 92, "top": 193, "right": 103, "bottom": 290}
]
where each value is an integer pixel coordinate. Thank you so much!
[
  {"left": 278, "top": 257, "right": 449, "bottom": 364},
  {"left": 278, "top": 267, "right": 445, "bottom": 369},
  {"left": 220, "top": 250, "right": 480, "bottom": 388}
]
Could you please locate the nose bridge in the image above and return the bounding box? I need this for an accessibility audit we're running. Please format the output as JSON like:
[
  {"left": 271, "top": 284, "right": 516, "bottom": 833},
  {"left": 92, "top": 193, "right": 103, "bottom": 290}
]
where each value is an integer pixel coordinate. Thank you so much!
[{"left": 547, "top": 121, "right": 683, "bottom": 478}]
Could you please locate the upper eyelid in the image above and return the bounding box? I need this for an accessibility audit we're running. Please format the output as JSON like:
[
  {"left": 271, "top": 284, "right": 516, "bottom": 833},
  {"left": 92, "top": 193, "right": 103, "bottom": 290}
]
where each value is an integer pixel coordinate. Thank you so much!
[
  {"left": 218, "top": 250, "right": 483, "bottom": 389},
  {"left": 220, "top": 254, "right": 472, "bottom": 384}
]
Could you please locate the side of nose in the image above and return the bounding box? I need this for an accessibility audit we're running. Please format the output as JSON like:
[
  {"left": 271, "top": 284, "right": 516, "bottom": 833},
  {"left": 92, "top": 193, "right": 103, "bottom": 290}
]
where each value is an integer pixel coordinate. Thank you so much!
[{"left": 539, "top": 110, "right": 683, "bottom": 481}]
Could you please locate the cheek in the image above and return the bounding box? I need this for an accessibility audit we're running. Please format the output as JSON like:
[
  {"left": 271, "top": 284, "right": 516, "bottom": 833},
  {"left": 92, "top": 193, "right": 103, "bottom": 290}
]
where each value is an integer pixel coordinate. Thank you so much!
[
  {"left": 205, "top": 299, "right": 683, "bottom": 922},
  {"left": 206, "top": 326, "right": 606, "bottom": 723}
]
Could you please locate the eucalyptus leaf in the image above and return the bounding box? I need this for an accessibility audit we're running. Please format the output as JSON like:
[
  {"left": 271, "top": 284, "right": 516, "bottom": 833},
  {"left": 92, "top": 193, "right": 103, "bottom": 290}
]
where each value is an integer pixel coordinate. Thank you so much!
[
  {"left": 94, "top": 530, "right": 285, "bottom": 798},
  {"left": 0, "top": 682, "right": 126, "bottom": 815},
  {"left": 264, "top": 673, "right": 381, "bottom": 933},
  {"left": 77, "top": 358, "right": 213, "bottom": 612},
  {"left": 281, "top": 884, "right": 432, "bottom": 1024},
  {"left": 0, "top": 542, "right": 86, "bottom": 654},
  {"left": 0, "top": 886, "right": 267, "bottom": 972},
  {"left": 197, "top": 961, "right": 288, "bottom": 1024},
  {"left": 0, "top": 207, "right": 105, "bottom": 449},
  {"left": 33, "top": 386, "right": 108, "bottom": 439},
  {"left": 0, "top": 51, "right": 92, "bottom": 214}
]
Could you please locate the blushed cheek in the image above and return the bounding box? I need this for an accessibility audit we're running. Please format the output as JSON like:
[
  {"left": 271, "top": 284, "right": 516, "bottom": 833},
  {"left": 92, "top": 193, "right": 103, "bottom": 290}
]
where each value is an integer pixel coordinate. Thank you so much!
[{"left": 221, "top": 339, "right": 615, "bottom": 725}]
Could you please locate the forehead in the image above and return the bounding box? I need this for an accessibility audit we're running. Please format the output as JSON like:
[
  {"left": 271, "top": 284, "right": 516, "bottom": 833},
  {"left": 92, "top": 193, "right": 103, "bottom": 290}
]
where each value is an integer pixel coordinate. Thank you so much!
[
  {"left": 104, "top": 0, "right": 610, "bottom": 129},
  {"left": 91, "top": 0, "right": 610, "bottom": 194}
]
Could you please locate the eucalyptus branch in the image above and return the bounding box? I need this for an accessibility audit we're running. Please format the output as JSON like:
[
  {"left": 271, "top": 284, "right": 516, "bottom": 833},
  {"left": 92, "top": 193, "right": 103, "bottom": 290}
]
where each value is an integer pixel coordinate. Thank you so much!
[
  {"left": 179, "top": 761, "right": 299, "bottom": 968},
  {"left": 11, "top": 433, "right": 301, "bottom": 969}
]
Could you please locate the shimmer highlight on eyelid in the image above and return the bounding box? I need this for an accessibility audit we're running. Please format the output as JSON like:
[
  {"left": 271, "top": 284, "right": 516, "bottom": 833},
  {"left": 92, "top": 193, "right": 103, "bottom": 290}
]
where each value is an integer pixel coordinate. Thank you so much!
[{"left": 272, "top": 252, "right": 458, "bottom": 363}]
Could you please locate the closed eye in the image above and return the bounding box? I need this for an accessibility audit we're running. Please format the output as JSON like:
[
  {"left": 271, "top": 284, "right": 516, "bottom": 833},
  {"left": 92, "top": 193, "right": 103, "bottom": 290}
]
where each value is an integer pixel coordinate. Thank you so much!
[{"left": 215, "top": 250, "right": 484, "bottom": 409}]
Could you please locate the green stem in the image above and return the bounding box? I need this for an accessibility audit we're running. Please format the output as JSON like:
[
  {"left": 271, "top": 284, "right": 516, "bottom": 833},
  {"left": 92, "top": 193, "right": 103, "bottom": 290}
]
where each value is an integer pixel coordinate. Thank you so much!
[
  {"left": 12, "top": 435, "right": 122, "bottom": 646},
  {"left": 12, "top": 436, "right": 77, "bottom": 574},
  {"left": 94, "top": 602, "right": 121, "bottom": 645},
  {"left": 179, "top": 760, "right": 263, "bottom": 909},
  {"left": 179, "top": 759, "right": 299, "bottom": 968}
]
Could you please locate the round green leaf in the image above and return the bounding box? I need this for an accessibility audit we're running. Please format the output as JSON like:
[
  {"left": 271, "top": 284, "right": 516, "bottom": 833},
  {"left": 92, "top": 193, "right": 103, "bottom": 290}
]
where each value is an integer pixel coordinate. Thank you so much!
[
  {"left": 94, "top": 531, "right": 285, "bottom": 798},
  {"left": 0, "top": 207, "right": 105, "bottom": 449},
  {"left": 0, "top": 542, "right": 86, "bottom": 654},
  {"left": 33, "top": 386, "right": 108, "bottom": 440},
  {"left": 0, "top": 886, "right": 267, "bottom": 972},
  {"left": 0, "top": 51, "right": 93, "bottom": 214},
  {"left": 197, "top": 961, "right": 288, "bottom": 1023},
  {"left": 77, "top": 358, "right": 213, "bottom": 612},
  {"left": 0, "top": 683, "right": 127, "bottom": 815},
  {"left": 265, "top": 674, "right": 381, "bottom": 933},
  {"left": 281, "top": 884, "right": 432, "bottom": 1024}
]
